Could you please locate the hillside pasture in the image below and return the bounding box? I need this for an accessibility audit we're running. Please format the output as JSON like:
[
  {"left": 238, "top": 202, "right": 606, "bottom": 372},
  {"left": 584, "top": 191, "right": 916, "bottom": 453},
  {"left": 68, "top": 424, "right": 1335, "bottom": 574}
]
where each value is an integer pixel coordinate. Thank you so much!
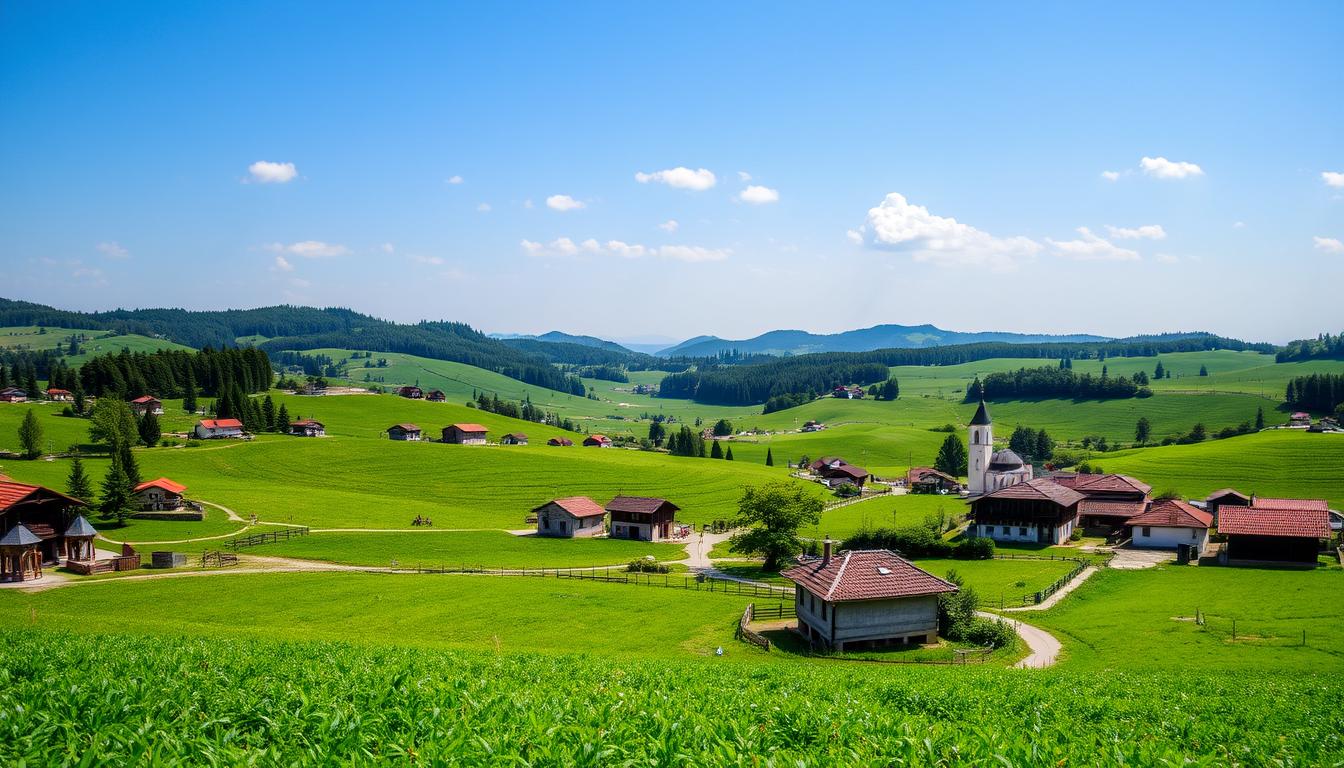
[{"left": 0, "top": 325, "right": 192, "bottom": 366}]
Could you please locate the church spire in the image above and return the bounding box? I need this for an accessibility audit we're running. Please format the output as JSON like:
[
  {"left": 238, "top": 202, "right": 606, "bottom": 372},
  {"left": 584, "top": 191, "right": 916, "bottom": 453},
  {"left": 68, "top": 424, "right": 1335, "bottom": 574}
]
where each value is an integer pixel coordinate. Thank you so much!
[{"left": 970, "top": 393, "right": 991, "bottom": 426}]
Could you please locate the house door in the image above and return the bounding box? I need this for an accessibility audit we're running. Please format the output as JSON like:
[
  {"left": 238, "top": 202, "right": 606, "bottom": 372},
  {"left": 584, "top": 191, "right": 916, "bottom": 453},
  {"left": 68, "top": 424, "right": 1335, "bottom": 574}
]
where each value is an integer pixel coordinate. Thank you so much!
[{"left": 1037, "top": 526, "right": 1051, "bottom": 544}]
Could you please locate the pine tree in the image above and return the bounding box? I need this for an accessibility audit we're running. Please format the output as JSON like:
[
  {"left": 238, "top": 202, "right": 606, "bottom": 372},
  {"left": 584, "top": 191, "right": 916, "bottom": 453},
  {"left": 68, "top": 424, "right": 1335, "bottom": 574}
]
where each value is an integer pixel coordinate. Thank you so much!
[
  {"left": 725, "top": 446, "right": 734, "bottom": 461},
  {"left": 1034, "top": 429, "right": 1054, "bottom": 460},
  {"left": 277, "top": 403, "right": 290, "bottom": 431},
  {"left": 183, "top": 368, "right": 198, "bottom": 413},
  {"left": 710, "top": 440, "right": 724, "bottom": 459},
  {"left": 17, "top": 409, "right": 44, "bottom": 459},
  {"left": 1199, "top": 365, "right": 1209, "bottom": 377},
  {"left": 138, "top": 411, "right": 161, "bottom": 447},
  {"left": 1154, "top": 361, "right": 1165, "bottom": 380},
  {"left": 1255, "top": 406, "right": 1264, "bottom": 430},
  {"left": 99, "top": 452, "right": 131, "bottom": 523},
  {"left": 24, "top": 368, "right": 39, "bottom": 402},
  {"left": 934, "top": 434, "right": 967, "bottom": 478},
  {"left": 262, "top": 395, "right": 276, "bottom": 431},
  {"left": 119, "top": 441, "right": 141, "bottom": 489},
  {"left": 67, "top": 454, "right": 94, "bottom": 500},
  {"left": 765, "top": 448, "right": 774, "bottom": 466},
  {"left": 72, "top": 379, "right": 86, "bottom": 414},
  {"left": 1135, "top": 417, "right": 1151, "bottom": 445}
]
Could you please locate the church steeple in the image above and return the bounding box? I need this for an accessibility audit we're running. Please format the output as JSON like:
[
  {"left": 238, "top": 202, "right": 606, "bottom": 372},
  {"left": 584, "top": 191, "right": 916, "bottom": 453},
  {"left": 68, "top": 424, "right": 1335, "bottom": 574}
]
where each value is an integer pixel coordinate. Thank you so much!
[
  {"left": 970, "top": 398, "right": 991, "bottom": 426},
  {"left": 967, "top": 391, "right": 993, "bottom": 496}
]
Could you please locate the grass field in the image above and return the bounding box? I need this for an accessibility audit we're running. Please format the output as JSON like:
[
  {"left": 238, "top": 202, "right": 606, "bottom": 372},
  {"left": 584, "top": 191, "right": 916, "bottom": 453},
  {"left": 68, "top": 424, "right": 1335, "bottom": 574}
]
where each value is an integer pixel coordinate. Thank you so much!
[
  {"left": 246, "top": 530, "right": 688, "bottom": 568},
  {"left": 1031, "top": 565, "right": 1344, "bottom": 672},
  {"left": 0, "top": 325, "right": 192, "bottom": 367}
]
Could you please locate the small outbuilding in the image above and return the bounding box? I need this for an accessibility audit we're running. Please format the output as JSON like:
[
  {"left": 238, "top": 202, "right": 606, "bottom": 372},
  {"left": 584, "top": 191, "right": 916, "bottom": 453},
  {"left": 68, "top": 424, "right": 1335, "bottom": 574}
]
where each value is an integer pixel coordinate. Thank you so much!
[
  {"left": 134, "top": 477, "right": 187, "bottom": 511},
  {"left": 906, "top": 467, "right": 961, "bottom": 494},
  {"left": 547, "top": 437, "right": 574, "bottom": 446},
  {"left": 426, "top": 390, "right": 447, "bottom": 402},
  {"left": 387, "top": 423, "right": 422, "bottom": 441},
  {"left": 1126, "top": 499, "right": 1212, "bottom": 551},
  {"left": 0, "top": 387, "right": 27, "bottom": 403},
  {"left": 289, "top": 419, "right": 326, "bottom": 437},
  {"left": 1218, "top": 502, "right": 1330, "bottom": 564},
  {"left": 443, "top": 423, "right": 488, "bottom": 445},
  {"left": 584, "top": 434, "right": 613, "bottom": 448},
  {"left": 782, "top": 543, "right": 959, "bottom": 651},
  {"left": 501, "top": 433, "right": 528, "bottom": 445},
  {"left": 533, "top": 496, "right": 606, "bottom": 538},
  {"left": 397, "top": 386, "right": 424, "bottom": 399},
  {"left": 46, "top": 388, "right": 73, "bottom": 402},
  {"left": 195, "top": 418, "right": 244, "bottom": 439},
  {"left": 62, "top": 515, "right": 98, "bottom": 562},
  {"left": 130, "top": 395, "right": 163, "bottom": 415},
  {"left": 606, "top": 496, "right": 679, "bottom": 541},
  {"left": 0, "top": 524, "right": 43, "bottom": 582}
]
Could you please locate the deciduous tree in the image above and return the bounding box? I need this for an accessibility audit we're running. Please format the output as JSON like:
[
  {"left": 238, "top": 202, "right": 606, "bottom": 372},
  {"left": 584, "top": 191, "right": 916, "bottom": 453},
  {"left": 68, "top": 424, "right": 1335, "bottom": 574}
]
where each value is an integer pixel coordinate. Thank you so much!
[{"left": 727, "top": 483, "right": 824, "bottom": 571}]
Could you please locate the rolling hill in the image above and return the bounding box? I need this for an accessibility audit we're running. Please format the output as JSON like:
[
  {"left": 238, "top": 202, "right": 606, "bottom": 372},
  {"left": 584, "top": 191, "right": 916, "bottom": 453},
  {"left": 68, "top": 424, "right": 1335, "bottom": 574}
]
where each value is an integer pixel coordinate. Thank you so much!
[{"left": 657, "top": 323, "right": 1115, "bottom": 357}]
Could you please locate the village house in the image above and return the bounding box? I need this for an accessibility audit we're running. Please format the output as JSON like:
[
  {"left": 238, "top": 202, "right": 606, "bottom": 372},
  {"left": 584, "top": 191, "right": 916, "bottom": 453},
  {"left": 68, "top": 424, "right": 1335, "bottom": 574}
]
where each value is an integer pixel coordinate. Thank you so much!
[
  {"left": 817, "top": 462, "right": 870, "bottom": 488},
  {"left": 782, "top": 543, "right": 959, "bottom": 651},
  {"left": 970, "top": 477, "right": 1083, "bottom": 544},
  {"left": 547, "top": 437, "right": 574, "bottom": 446},
  {"left": 130, "top": 395, "right": 163, "bottom": 416},
  {"left": 831, "top": 385, "right": 866, "bottom": 399},
  {"left": 443, "top": 423, "right": 488, "bottom": 445},
  {"left": 194, "top": 418, "right": 245, "bottom": 439},
  {"left": 289, "top": 419, "right": 326, "bottom": 437},
  {"left": 133, "top": 477, "right": 187, "bottom": 511},
  {"left": 0, "top": 479, "right": 92, "bottom": 581},
  {"left": 387, "top": 423, "right": 422, "bottom": 441},
  {"left": 45, "top": 388, "right": 72, "bottom": 402},
  {"left": 533, "top": 496, "right": 606, "bottom": 538},
  {"left": 500, "top": 433, "right": 528, "bottom": 445},
  {"left": 1218, "top": 502, "right": 1330, "bottom": 564},
  {"left": 1125, "top": 498, "right": 1212, "bottom": 551},
  {"left": 1288, "top": 411, "right": 1312, "bottom": 427},
  {"left": 0, "top": 387, "right": 27, "bottom": 403},
  {"left": 1204, "top": 488, "right": 1252, "bottom": 524},
  {"left": 1051, "top": 473, "right": 1152, "bottom": 533},
  {"left": 425, "top": 390, "right": 447, "bottom": 402},
  {"left": 583, "top": 434, "right": 613, "bottom": 448},
  {"left": 800, "top": 420, "right": 825, "bottom": 433},
  {"left": 906, "top": 467, "right": 961, "bottom": 494},
  {"left": 396, "top": 385, "right": 424, "bottom": 399},
  {"left": 606, "top": 496, "right": 679, "bottom": 541}
]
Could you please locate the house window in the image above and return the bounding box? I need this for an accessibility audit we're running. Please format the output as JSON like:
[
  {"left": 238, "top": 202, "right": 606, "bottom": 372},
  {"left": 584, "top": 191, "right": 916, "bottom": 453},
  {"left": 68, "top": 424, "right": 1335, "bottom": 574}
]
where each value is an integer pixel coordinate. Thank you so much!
[
  {"left": 1142, "top": 526, "right": 1151, "bottom": 537},
  {"left": 1019, "top": 527, "right": 1028, "bottom": 536},
  {"left": 986, "top": 526, "right": 994, "bottom": 534}
]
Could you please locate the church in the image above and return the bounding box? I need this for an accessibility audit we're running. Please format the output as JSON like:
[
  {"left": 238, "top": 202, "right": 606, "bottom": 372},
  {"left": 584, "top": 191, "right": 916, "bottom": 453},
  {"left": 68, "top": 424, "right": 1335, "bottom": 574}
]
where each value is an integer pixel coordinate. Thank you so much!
[{"left": 966, "top": 399, "right": 1032, "bottom": 496}]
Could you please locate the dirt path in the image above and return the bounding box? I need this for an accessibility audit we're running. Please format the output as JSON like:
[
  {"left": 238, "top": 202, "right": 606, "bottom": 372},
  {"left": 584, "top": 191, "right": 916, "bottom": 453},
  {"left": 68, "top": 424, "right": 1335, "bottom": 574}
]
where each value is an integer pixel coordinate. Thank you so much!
[
  {"left": 677, "top": 530, "right": 733, "bottom": 569},
  {"left": 197, "top": 499, "right": 244, "bottom": 522},
  {"left": 1000, "top": 566, "right": 1099, "bottom": 612},
  {"left": 976, "top": 611, "right": 1061, "bottom": 668}
]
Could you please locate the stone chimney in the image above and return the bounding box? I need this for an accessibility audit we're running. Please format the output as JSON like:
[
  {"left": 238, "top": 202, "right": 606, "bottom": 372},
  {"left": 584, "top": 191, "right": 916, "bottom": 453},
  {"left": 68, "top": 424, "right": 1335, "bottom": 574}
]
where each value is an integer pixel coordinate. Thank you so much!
[{"left": 822, "top": 536, "right": 832, "bottom": 566}]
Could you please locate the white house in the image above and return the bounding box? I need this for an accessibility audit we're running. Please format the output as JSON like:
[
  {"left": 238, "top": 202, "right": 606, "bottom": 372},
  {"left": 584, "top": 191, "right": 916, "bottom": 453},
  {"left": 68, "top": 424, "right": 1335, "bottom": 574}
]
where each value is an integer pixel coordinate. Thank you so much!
[
  {"left": 1126, "top": 499, "right": 1213, "bottom": 551},
  {"left": 533, "top": 496, "right": 606, "bottom": 538},
  {"left": 194, "top": 418, "right": 244, "bottom": 439}
]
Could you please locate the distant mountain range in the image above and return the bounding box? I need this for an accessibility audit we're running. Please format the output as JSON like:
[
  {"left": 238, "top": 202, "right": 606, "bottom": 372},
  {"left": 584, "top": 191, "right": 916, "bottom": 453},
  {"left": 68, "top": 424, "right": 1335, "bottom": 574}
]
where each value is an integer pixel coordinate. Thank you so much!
[
  {"left": 490, "top": 331, "right": 636, "bottom": 354},
  {"left": 653, "top": 324, "right": 1113, "bottom": 357}
]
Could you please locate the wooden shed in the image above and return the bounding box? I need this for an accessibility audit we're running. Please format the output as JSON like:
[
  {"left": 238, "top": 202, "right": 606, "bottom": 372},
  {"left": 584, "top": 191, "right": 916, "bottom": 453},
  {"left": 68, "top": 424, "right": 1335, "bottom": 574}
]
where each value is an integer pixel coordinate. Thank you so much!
[{"left": 605, "top": 496, "right": 679, "bottom": 541}]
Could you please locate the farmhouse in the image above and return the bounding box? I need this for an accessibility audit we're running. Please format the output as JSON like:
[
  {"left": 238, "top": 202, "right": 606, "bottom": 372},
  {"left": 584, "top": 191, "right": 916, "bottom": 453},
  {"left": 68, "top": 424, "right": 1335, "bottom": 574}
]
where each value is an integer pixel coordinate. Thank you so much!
[
  {"left": 1205, "top": 488, "right": 1251, "bottom": 522},
  {"left": 547, "top": 437, "right": 574, "bottom": 446},
  {"left": 831, "top": 385, "right": 865, "bottom": 399},
  {"left": 387, "top": 423, "right": 422, "bottom": 441},
  {"left": 1289, "top": 411, "right": 1312, "bottom": 427},
  {"left": 969, "top": 477, "right": 1083, "bottom": 544},
  {"left": 907, "top": 467, "right": 961, "bottom": 494},
  {"left": 426, "top": 389, "right": 447, "bottom": 402},
  {"left": 807, "top": 457, "right": 847, "bottom": 472},
  {"left": 130, "top": 395, "right": 163, "bottom": 415},
  {"left": 45, "top": 388, "right": 72, "bottom": 401},
  {"left": 289, "top": 419, "right": 326, "bottom": 437},
  {"left": 397, "top": 386, "right": 424, "bottom": 399},
  {"left": 500, "top": 433, "right": 528, "bottom": 445},
  {"left": 782, "top": 543, "right": 958, "bottom": 650},
  {"left": 194, "top": 418, "right": 244, "bottom": 439},
  {"left": 134, "top": 477, "right": 187, "bottom": 511},
  {"left": 0, "top": 387, "right": 27, "bottom": 403},
  {"left": 817, "top": 462, "right": 870, "bottom": 488},
  {"left": 967, "top": 399, "right": 1033, "bottom": 496},
  {"left": 606, "top": 496, "right": 679, "bottom": 541},
  {"left": 1126, "top": 498, "right": 1212, "bottom": 551},
  {"left": 0, "top": 479, "right": 91, "bottom": 581},
  {"left": 443, "top": 423, "right": 488, "bottom": 445},
  {"left": 584, "top": 434, "right": 613, "bottom": 448},
  {"left": 800, "top": 420, "right": 825, "bottom": 433},
  {"left": 1052, "top": 473, "right": 1151, "bottom": 532},
  {"left": 533, "top": 496, "right": 606, "bottom": 538},
  {"left": 1218, "top": 503, "right": 1330, "bottom": 564}
]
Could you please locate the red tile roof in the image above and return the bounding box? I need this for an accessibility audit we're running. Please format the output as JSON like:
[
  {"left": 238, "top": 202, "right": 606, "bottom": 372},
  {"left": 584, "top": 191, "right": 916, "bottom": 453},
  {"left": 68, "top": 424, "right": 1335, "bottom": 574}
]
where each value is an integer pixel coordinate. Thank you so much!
[
  {"left": 389, "top": 423, "right": 420, "bottom": 432},
  {"left": 980, "top": 478, "right": 1085, "bottom": 507},
  {"left": 547, "top": 437, "right": 573, "bottom": 446},
  {"left": 1218, "top": 506, "right": 1330, "bottom": 538},
  {"left": 1206, "top": 488, "right": 1250, "bottom": 503},
  {"left": 134, "top": 477, "right": 187, "bottom": 495},
  {"left": 782, "top": 550, "right": 958, "bottom": 602},
  {"left": 198, "top": 419, "right": 243, "bottom": 429},
  {"left": 1126, "top": 499, "right": 1212, "bottom": 529},
  {"left": 290, "top": 419, "right": 324, "bottom": 428},
  {"left": 821, "top": 463, "right": 869, "bottom": 480},
  {"left": 448, "top": 423, "right": 488, "bottom": 433},
  {"left": 1251, "top": 497, "right": 1329, "bottom": 511},
  {"left": 605, "top": 496, "right": 679, "bottom": 515},
  {"left": 535, "top": 496, "right": 606, "bottom": 519},
  {"left": 0, "top": 481, "right": 86, "bottom": 512},
  {"left": 46, "top": 388, "right": 71, "bottom": 395},
  {"left": 1053, "top": 473, "right": 1151, "bottom": 495},
  {"left": 1078, "top": 500, "right": 1148, "bottom": 519},
  {"left": 131, "top": 395, "right": 160, "bottom": 404}
]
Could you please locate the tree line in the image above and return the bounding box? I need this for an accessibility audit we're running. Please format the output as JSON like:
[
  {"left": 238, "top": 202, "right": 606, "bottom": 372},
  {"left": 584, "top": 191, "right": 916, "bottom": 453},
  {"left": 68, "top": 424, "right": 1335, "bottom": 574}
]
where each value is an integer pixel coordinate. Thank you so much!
[
  {"left": 659, "top": 358, "right": 891, "bottom": 406},
  {"left": 1284, "top": 373, "right": 1344, "bottom": 414},
  {"left": 76, "top": 347, "right": 272, "bottom": 401},
  {"left": 470, "top": 391, "right": 579, "bottom": 431},
  {"left": 967, "top": 367, "right": 1150, "bottom": 401},
  {"left": 1276, "top": 332, "right": 1344, "bottom": 362}
]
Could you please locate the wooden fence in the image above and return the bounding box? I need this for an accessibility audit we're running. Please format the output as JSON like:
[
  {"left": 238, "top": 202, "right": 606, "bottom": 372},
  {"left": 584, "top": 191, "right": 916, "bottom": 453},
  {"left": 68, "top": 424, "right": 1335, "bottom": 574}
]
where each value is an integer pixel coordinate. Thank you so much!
[
  {"left": 411, "top": 564, "right": 793, "bottom": 599},
  {"left": 225, "top": 527, "right": 310, "bottom": 550},
  {"left": 991, "top": 553, "right": 1096, "bottom": 605},
  {"left": 736, "top": 603, "right": 773, "bottom": 650},
  {"left": 200, "top": 550, "right": 239, "bottom": 568}
]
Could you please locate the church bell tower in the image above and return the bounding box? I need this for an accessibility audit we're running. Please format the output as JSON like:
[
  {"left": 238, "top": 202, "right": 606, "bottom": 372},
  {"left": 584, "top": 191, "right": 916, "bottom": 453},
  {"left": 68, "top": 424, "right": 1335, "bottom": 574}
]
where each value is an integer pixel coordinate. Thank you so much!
[{"left": 967, "top": 397, "right": 992, "bottom": 496}]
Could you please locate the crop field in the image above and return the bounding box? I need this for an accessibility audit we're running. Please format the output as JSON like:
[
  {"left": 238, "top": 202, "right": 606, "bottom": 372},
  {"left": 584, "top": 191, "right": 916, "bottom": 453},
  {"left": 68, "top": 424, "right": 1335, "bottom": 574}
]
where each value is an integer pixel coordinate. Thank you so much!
[
  {"left": 1031, "top": 565, "right": 1344, "bottom": 673},
  {"left": 0, "top": 325, "right": 192, "bottom": 366},
  {"left": 1, "top": 626, "right": 1341, "bottom": 765},
  {"left": 245, "top": 530, "right": 688, "bottom": 569}
]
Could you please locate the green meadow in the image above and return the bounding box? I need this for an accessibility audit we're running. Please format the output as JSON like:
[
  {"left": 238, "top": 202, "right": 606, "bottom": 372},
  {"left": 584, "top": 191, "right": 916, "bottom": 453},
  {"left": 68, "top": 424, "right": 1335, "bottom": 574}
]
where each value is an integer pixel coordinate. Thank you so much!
[{"left": 0, "top": 325, "right": 192, "bottom": 367}]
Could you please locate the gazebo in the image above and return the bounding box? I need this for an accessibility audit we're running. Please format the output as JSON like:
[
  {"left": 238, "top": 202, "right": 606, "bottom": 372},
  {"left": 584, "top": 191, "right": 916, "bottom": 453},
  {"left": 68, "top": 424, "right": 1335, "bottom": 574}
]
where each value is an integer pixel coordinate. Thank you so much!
[
  {"left": 63, "top": 515, "right": 99, "bottom": 562},
  {"left": 0, "top": 524, "right": 44, "bottom": 582}
]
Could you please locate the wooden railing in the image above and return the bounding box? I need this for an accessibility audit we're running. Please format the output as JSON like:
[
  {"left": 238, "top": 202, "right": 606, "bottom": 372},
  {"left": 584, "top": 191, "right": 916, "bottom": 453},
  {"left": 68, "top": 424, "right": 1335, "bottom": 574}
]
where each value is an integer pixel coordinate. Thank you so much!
[
  {"left": 736, "top": 603, "right": 772, "bottom": 650},
  {"left": 225, "top": 527, "right": 310, "bottom": 549}
]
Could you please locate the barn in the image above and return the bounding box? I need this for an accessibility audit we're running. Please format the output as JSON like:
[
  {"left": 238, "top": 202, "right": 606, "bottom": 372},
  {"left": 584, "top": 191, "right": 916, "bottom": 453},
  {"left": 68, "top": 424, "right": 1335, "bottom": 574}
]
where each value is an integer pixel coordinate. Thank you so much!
[
  {"left": 606, "top": 496, "right": 679, "bottom": 541},
  {"left": 387, "top": 423, "right": 422, "bottom": 441},
  {"left": 969, "top": 478, "right": 1083, "bottom": 545},
  {"left": 547, "top": 437, "right": 574, "bottom": 446},
  {"left": 583, "top": 434, "right": 613, "bottom": 448},
  {"left": 1218, "top": 503, "right": 1330, "bottom": 564},
  {"left": 501, "top": 433, "right": 528, "bottom": 445},
  {"left": 443, "top": 423, "right": 488, "bottom": 445},
  {"left": 782, "top": 543, "right": 958, "bottom": 651},
  {"left": 133, "top": 477, "right": 187, "bottom": 511},
  {"left": 289, "top": 419, "right": 326, "bottom": 437},
  {"left": 533, "top": 497, "right": 606, "bottom": 538},
  {"left": 0, "top": 479, "right": 91, "bottom": 581},
  {"left": 195, "top": 419, "right": 244, "bottom": 439}
]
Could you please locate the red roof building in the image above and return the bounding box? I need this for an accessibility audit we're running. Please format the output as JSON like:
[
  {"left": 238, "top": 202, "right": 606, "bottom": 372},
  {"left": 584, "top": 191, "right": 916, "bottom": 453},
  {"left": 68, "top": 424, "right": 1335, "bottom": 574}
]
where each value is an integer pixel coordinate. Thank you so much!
[
  {"left": 0, "top": 480, "right": 89, "bottom": 581},
  {"left": 782, "top": 545, "right": 958, "bottom": 650},
  {"left": 133, "top": 477, "right": 188, "bottom": 511},
  {"left": 1218, "top": 505, "right": 1329, "bottom": 563},
  {"left": 583, "top": 434, "right": 613, "bottom": 447},
  {"left": 130, "top": 395, "right": 163, "bottom": 415},
  {"left": 970, "top": 478, "right": 1085, "bottom": 545},
  {"left": 195, "top": 419, "right": 245, "bottom": 439},
  {"left": 533, "top": 496, "right": 606, "bottom": 538},
  {"left": 1126, "top": 499, "right": 1213, "bottom": 551},
  {"left": 45, "top": 388, "right": 73, "bottom": 401},
  {"left": 547, "top": 437, "right": 574, "bottom": 446},
  {"left": 289, "top": 419, "right": 326, "bottom": 437},
  {"left": 442, "top": 423, "right": 488, "bottom": 445}
]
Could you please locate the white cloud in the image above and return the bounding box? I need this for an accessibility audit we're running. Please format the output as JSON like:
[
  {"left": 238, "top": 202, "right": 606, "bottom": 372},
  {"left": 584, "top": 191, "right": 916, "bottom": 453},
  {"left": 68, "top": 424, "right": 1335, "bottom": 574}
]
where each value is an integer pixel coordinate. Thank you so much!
[
  {"left": 1322, "top": 171, "right": 1344, "bottom": 189},
  {"left": 658, "top": 219, "right": 679, "bottom": 233},
  {"left": 1140, "top": 156, "right": 1204, "bottom": 179},
  {"left": 1313, "top": 236, "right": 1344, "bottom": 254},
  {"left": 476, "top": 202, "right": 492, "bottom": 212},
  {"left": 606, "top": 240, "right": 648, "bottom": 259},
  {"left": 1100, "top": 170, "right": 1122, "bottom": 182},
  {"left": 71, "top": 265, "right": 105, "bottom": 282},
  {"left": 264, "top": 240, "right": 349, "bottom": 258},
  {"left": 858, "top": 192, "right": 1042, "bottom": 270},
  {"left": 272, "top": 255, "right": 295, "bottom": 272},
  {"left": 380, "top": 243, "right": 395, "bottom": 254},
  {"left": 1105, "top": 224, "right": 1167, "bottom": 240},
  {"left": 546, "top": 194, "right": 586, "bottom": 211},
  {"left": 410, "top": 254, "right": 445, "bottom": 266},
  {"left": 446, "top": 175, "right": 464, "bottom": 185},
  {"left": 737, "top": 171, "right": 752, "bottom": 182},
  {"left": 845, "top": 228, "right": 864, "bottom": 245},
  {"left": 738, "top": 185, "right": 780, "bottom": 205},
  {"left": 519, "top": 237, "right": 727, "bottom": 262},
  {"left": 1232, "top": 221, "right": 1246, "bottom": 229},
  {"left": 579, "top": 238, "right": 602, "bottom": 253},
  {"left": 657, "top": 245, "right": 730, "bottom": 262},
  {"left": 634, "top": 167, "right": 717, "bottom": 191},
  {"left": 247, "top": 161, "right": 298, "bottom": 184},
  {"left": 1048, "top": 227, "right": 1141, "bottom": 261},
  {"left": 96, "top": 241, "right": 128, "bottom": 259},
  {"left": 520, "top": 239, "right": 544, "bottom": 255}
]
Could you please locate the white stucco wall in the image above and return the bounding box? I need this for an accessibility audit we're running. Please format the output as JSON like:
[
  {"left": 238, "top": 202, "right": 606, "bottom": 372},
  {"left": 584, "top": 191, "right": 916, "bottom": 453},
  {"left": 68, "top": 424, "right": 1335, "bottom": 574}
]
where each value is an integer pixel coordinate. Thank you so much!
[{"left": 1132, "top": 525, "right": 1207, "bottom": 550}]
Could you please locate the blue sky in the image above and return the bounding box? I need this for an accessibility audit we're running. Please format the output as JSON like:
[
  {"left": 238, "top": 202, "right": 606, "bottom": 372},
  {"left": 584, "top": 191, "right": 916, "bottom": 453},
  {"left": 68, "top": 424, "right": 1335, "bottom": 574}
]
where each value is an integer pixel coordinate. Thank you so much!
[{"left": 2, "top": 2, "right": 1341, "bottom": 344}]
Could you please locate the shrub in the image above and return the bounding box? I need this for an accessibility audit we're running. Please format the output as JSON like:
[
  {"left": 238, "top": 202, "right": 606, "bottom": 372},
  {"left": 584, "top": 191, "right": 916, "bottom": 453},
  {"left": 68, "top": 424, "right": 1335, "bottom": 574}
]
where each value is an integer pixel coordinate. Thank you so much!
[
  {"left": 626, "top": 559, "right": 670, "bottom": 574},
  {"left": 1069, "top": 529, "right": 1083, "bottom": 542},
  {"left": 833, "top": 483, "right": 861, "bottom": 498},
  {"left": 843, "top": 526, "right": 952, "bottom": 558},
  {"left": 953, "top": 537, "right": 995, "bottom": 560},
  {"left": 955, "top": 616, "right": 1017, "bottom": 649}
]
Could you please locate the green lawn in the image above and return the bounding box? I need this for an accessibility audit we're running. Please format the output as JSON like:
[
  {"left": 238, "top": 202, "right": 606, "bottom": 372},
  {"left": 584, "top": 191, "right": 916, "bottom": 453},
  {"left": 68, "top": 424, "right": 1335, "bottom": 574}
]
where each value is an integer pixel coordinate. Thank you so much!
[
  {"left": 0, "top": 325, "right": 192, "bottom": 367},
  {"left": 92, "top": 505, "right": 246, "bottom": 543},
  {"left": 813, "top": 493, "right": 968, "bottom": 539},
  {"left": 1030, "top": 565, "right": 1344, "bottom": 672},
  {"left": 0, "top": 572, "right": 753, "bottom": 657},
  {"left": 246, "top": 530, "right": 687, "bottom": 569}
]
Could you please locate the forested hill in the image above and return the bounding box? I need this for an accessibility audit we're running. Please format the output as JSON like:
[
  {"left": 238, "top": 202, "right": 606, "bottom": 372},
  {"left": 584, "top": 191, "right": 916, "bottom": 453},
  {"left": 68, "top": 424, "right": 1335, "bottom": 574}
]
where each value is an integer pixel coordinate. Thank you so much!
[{"left": 657, "top": 323, "right": 1114, "bottom": 357}]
